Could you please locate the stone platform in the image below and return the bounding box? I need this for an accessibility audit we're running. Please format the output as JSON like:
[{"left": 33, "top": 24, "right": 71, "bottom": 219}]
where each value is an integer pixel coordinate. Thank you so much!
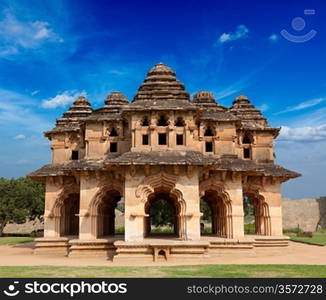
[
  {"left": 114, "top": 239, "right": 210, "bottom": 263},
  {"left": 34, "top": 237, "right": 71, "bottom": 256},
  {"left": 33, "top": 235, "right": 290, "bottom": 261}
]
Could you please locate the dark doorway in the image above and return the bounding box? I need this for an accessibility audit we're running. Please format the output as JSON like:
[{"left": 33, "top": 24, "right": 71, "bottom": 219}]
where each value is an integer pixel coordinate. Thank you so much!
[
  {"left": 144, "top": 191, "right": 180, "bottom": 238},
  {"left": 61, "top": 194, "right": 79, "bottom": 236},
  {"left": 97, "top": 190, "right": 122, "bottom": 237},
  {"left": 205, "top": 142, "right": 213, "bottom": 152},
  {"left": 110, "top": 142, "right": 118, "bottom": 152},
  {"left": 158, "top": 133, "right": 167, "bottom": 145},
  {"left": 176, "top": 134, "right": 184, "bottom": 145}
]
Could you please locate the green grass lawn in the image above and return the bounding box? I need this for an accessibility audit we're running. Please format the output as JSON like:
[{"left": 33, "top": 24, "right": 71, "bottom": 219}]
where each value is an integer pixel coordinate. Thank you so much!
[
  {"left": 288, "top": 230, "right": 326, "bottom": 246},
  {"left": 0, "top": 237, "right": 34, "bottom": 245},
  {"left": 0, "top": 265, "right": 325, "bottom": 278}
]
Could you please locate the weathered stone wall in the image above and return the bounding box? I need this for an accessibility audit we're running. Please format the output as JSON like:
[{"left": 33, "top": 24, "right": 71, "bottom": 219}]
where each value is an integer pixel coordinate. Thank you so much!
[{"left": 282, "top": 197, "right": 326, "bottom": 231}]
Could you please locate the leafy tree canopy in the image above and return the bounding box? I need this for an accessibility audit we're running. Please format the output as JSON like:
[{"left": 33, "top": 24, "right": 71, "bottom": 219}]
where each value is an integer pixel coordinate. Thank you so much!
[{"left": 0, "top": 177, "right": 44, "bottom": 236}]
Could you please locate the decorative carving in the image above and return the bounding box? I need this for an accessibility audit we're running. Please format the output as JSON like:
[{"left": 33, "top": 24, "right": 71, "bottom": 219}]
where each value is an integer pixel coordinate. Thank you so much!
[
  {"left": 135, "top": 172, "right": 178, "bottom": 201},
  {"left": 186, "top": 165, "right": 194, "bottom": 179},
  {"left": 144, "top": 165, "right": 150, "bottom": 176},
  {"left": 173, "top": 165, "right": 179, "bottom": 176},
  {"left": 129, "top": 165, "right": 136, "bottom": 177}
]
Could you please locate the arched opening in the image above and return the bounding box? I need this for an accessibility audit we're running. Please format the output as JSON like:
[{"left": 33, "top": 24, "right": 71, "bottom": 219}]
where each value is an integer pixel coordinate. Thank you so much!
[
  {"left": 204, "top": 127, "right": 214, "bottom": 136},
  {"left": 141, "top": 116, "right": 150, "bottom": 126},
  {"left": 175, "top": 117, "right": 185, "bottom": 127},
  {"left": 243, "top": 193, "right": 271, "bottom": 236},
  {"left": 242, "top": 135, "right": 252, "bottom": 159},
  {"left": 60, "top": 193, "right": 80, "bottom": 236},
  {"left": 94, "top": 189, "right": 123, "bottom": 237},
  {"left": 200, "top": 198, "right": 212, "bottom": 234},
  {"left": 157, "top": 115, "right": 169, "bottom": 126},
  {"left": 242, "top": 135, "right": 252, "bottom": 144},
  {"left": 144, "top": 191, "right": 183, "bottom": 238},
  {"left": 200, "top": 189, "right": 232, "bottom": 238},
  {"left": 109, "top": 127, "right": 118, "bottom": 137}
]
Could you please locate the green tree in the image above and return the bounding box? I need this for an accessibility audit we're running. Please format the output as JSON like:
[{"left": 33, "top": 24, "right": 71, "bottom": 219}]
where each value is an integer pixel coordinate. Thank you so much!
[
  {"left": 243, "top": 195, "right": 253, "bottom": 217},
  {"left": 200, "top": 199, "right": 211, "bottom": 222},
  {"left": 0, "top": 177, "right": 44, "bottom": 236},
  {"left": 150, "top": 199, "right": 174, "bottom": 227}
]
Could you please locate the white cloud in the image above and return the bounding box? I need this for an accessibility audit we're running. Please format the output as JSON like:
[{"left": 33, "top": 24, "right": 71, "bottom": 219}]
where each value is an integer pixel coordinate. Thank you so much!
[
  {"left": 269, "top": 34, "right": 279, "bottom": 42},
  {"left": 279, "top": 124, "right": 326, "bottom": 142},
  {"left": 14, "top": 134, "right": 26, "bottom": 140},
  {"left": 217, "top": 25, "right": 249, "bottom": 44},
  {"left": 41, "top": 90, "right": 86, "bottom": 109},
  {"left": 276, "top": 97, "right": 326, "bottom": 114},
  {"left": 0, "top": 12, "right": 63, "bottom": 57},
  {"left": 0, "top": 88, "right": 51, "bottom": 133},
  {"left": 258, "top": 104, "right": 269, "bottom": 112},
  {"left": 31, "top": 90, "right": 40, "bottom": 96}
]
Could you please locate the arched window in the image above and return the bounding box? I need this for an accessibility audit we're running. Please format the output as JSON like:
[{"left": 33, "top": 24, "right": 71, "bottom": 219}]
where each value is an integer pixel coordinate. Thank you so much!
[
  {"left": 204, "top": 127, "right": 214, "bottom": 136},
  {"left": 109, "top": 128, "right": 118, "bottom": 137},
  {"left": 175, "top": 117, "right": 185, "bottom": 127},
  {"left": 141, "top": 116, "right": 150, "bottom": 126},
  {"left": 157, "top": 115, "right": 169, "bottom": 126},
  {"left": 242, "top": 134, "right": 252, "bottom": 159},
  {"left": 242, "top": 135, "right": 251, "bottom": 144}
]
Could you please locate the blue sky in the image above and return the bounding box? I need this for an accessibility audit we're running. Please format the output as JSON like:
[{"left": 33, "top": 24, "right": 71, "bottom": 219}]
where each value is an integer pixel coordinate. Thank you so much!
[{"left": 0, "top": 0, "right": 325, "bottom": 199}]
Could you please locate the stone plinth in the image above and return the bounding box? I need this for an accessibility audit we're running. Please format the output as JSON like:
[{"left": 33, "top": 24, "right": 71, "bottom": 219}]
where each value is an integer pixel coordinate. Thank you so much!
[
  {"left": 113, "top": 239, "right": 209, "bottom": 263},
  {"left": 68, "top": 237, "right": 122, "bottom": 259},
  {"left": 33, "top": 237, "right": 70, "bottom": 256},
  {"left": 207, "top": 237, "right": 254, "bottom": 256}
]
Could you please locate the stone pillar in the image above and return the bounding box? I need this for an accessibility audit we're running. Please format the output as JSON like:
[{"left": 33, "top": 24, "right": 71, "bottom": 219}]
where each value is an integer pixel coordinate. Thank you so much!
[
  {"left": 79, "top": 173, "right": 101, "bottom": 240},
  {"left": 225, "top": 175, "right": 245, "bottom": 238},
  {"left": 150, "top": 126, "right": 156, "bottom": 148},
  {"left": 168, "top": 126, "right": 175, "bottom": 148},
  {"left": 43, "top": 177, "right": 62, "bottom": 238},
  {"left": 260, "top": 180, "right": 283, "bottom": 236},
  {"left": 177, "top": 169, "right": 201, "bottom": 240},
  {"left": 124, "top": 172, "right": 146, "bottom": 241}
]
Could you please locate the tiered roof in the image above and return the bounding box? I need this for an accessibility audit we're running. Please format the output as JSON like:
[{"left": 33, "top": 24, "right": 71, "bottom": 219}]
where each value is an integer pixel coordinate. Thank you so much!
[
  {"left": 86, "top": 91, "right": 128, "bottom": 121},
  {"left": 45, "top": 96, "right": 92, "bottom": 136},
  {"left": 129, "top": 63, "right": 194, "bottom": 110}
]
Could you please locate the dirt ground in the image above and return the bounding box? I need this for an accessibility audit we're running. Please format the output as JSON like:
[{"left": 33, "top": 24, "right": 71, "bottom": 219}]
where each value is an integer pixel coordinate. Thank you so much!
[{"left": 0, "top": 241, "right": 325, "bottom": 266}]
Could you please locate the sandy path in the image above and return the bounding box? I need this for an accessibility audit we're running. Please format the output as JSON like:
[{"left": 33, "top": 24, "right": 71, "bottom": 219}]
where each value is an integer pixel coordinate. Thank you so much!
[{"left": 0, "top": 242, "right": 325, "bottom": 266}]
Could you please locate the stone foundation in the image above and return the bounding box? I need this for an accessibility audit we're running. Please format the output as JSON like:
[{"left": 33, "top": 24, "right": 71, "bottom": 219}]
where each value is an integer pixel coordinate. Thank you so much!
[
  {"left": 33, "top": 237, "right": 70, "bottom": 256},
  {"left": 113, "top": 240, "right": 210, "bottom": 263},
  {"left": 207, "top": 237, "right": 254, "bottom": 256},
  {"left": 33, "top": 235, "right": 290, "bottom": 262},
  {"left": 68, "top": 239, "right": 116, "bottom": 259}
]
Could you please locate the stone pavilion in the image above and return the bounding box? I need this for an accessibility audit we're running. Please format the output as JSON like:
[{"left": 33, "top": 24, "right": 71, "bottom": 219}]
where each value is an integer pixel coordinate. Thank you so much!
[{"left": 28, "top": 63, "right": 300, "bottom": 262}]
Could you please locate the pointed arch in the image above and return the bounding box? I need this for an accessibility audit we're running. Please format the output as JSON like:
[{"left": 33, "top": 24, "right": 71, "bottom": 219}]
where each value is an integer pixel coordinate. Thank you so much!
[
  {"left": 243, "top": 185, "right": 271, "bottom": 236},
  {"left": 87, "top": 179, "right": 124, "bottom": 238},
  {"left": 199, "top": 179, "right": 233, "bottom": 238},
  {"left": 135, "top": 172, "right": 187, "bottom": 239}
]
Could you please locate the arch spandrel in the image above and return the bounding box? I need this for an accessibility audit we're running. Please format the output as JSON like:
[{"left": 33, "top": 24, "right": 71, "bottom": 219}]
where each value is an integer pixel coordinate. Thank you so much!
[
  {"left": 87, "top": 178, "right": 124, "bottom": 217},
  {"left": 135, "top": 172, "right": 179, "bottom": 202}
]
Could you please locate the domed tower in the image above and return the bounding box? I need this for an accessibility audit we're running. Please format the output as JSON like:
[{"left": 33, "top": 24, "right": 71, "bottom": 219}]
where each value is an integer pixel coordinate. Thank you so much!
[
  {"left": 105, "top": 91, "right": 129, "bottom": 107},
  {"left": 44, "top": 95, "right": 93, "bottom": 163},
  {"left": 192, "top": 90, "right": 226, "bottom": 111},
  {"left": 229, "top": 94, "right": 267, "bottom": 128},
  {"left": 45, "top": 95, "right": 93, "bottom": 136},
  {"left": 229, "top": 95, "right": 280, "bottom": 163},
  {"left": 131, "top": 62, "right": 193, "bottom": 109},
  {"left": 84, "top": 91, "right": 130, "bottom": 156}
]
